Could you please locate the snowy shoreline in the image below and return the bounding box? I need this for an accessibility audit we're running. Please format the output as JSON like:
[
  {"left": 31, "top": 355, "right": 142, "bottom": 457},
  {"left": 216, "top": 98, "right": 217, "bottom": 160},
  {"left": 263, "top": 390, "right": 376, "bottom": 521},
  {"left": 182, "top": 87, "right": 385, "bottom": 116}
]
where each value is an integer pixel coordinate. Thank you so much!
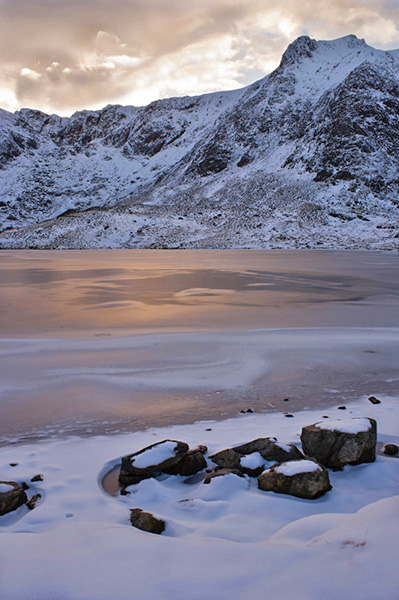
[{"left": 1, "top": 394, "right": 398, "bottom": 600}]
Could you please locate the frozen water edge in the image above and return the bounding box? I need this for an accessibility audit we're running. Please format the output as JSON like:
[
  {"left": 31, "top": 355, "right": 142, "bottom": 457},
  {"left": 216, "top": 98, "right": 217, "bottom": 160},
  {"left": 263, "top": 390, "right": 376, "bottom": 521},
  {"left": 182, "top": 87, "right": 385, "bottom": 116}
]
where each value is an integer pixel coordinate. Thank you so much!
[
  {"left": 0, "top": 394, "right": 398, "bottom": 600},
  {"left": 1, "top": 326, "right": 399, "bottom": 443}
]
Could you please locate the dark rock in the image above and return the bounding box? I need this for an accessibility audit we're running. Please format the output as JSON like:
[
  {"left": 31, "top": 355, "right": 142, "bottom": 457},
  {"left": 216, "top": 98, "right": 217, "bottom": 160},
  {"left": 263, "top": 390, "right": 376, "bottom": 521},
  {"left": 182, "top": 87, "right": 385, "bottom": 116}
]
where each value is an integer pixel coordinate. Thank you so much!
[
  {"left": 209, "top": 448, "right": 242, "bottom": 470},
  {"left": 283, "top": 398, "right": 290, "bottom": 402},
  {"left": 258, "top": 459, "right": 331, "bottom": 499},
  {"left": 130, "top": 508, "right": 165, "bottom": 535},
  {"left": 165, "top": 449, "right": 207, "bottom": 477},
  {"left": 383, "top": 444, "right": 399, "bottom": 456},
  {"left": 31, "top": 474, "right": 43, "bottom": 482},
  {"left": 0, "top": 481, "right": 28, "bottom": 516},
  {"left": 232, "top": 438, "right": 303, "bottom": 462},
  {"left": 338, "top": 406, "right": 347, "bottom": 410},
  {"left": 119, "top": 439, "right": 189, "bottom": 486},
  {"left": 21, "top": 482, "right": 30, "bottom": 490},
  {"left": 284, "top": 414, "right": 294, "bottom": 418},
  {"left": 210, "top": 438, "right": 303, "bottom": 476},
  {"left": 26, "top": 493, "right": 41, "bottom": 510},
  {"left": 206, "top": 428, "right": 212, "bottom": 431},
  {"left": 9, "top": 463, "right": 18, "bottom": 467},
  {"left": 204, "top": 468, "right": 245, "bottom": 484},
  {"left": 120, "top": 488, "right": 130, "bottom": 496},
  {"left": 368, "top": 396, "right": 381, "bottom": 405},
  {"left": 301, "top": 417, "right": 377, "bottom": 468}
]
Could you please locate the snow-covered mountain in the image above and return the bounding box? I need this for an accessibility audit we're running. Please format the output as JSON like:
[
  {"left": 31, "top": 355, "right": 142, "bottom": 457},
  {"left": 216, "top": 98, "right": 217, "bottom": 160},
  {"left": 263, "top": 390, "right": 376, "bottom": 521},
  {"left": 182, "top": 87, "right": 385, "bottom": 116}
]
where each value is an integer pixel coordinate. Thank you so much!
[{"left": 1, "top": 34, "right": 399, "bottom": 249}]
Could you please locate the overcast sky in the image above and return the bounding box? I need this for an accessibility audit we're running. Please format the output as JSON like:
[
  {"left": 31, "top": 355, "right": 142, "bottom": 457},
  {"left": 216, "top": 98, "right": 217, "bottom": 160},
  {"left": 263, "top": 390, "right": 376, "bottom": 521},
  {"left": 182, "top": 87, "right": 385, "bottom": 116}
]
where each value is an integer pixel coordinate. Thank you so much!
[{"left": 1, "top": 0, "right": 398, "bottom": 115}]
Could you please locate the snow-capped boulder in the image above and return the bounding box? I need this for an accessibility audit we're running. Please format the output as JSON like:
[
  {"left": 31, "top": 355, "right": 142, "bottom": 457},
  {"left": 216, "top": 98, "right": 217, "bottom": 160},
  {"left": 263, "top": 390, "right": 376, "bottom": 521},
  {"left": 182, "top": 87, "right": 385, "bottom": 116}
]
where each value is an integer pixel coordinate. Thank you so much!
[
  {"left": 257, "top": 460, "right": 331, "bottom": 499},
  {"left": 210, "top": 438, "right": 303, "bottom": 475},
  {"left": 130, "top": 508, "right": 165, "bottom": 535},
  {"left": 0, "top": 481, "right": 28, "bottom": 516},
  {"left": 119, "top": 440, "right": 189, "bottom": 486},
  {"left": 300, "top": 417, "right": 377, "bottom": 468},
  {"left": 164, "top": 446, "right": 208, "bottom": 476}
]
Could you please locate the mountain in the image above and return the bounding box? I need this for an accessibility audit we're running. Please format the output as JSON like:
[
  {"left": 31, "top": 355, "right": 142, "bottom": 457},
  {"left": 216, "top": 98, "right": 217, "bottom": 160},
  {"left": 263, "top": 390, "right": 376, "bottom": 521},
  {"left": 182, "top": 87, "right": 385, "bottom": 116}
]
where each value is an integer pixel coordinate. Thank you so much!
[{"left": 0, "top": 34, "right": 398, "bottom": 249}]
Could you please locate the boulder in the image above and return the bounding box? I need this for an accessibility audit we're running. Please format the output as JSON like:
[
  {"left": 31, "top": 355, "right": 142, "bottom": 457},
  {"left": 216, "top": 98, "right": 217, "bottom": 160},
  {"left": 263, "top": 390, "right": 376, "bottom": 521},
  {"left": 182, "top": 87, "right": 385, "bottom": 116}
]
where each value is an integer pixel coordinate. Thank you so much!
[
  {"left": 210, "top": 438, "right": 303, "bottom": 476},
  {"left": 164, "top": 447, "right": 207, "bottom": 477},
  {"left": 233, "top": 438, "right": 303, "bottom": 462},
  {"left": 301, "top": 417, "right": 376, "bottom": 468},
  {"left": 119, "top": 439, "right": 189, "bottom": 486},
  {"left": 258, "top": 460, "right": 331, "bottom": 499},
  {"left": 204, "top": 468, "right": 245, "bottom": 484},
  {"left": 0, "top": 481, "right": 28, "bottom": 516},
  {"left": 130, "top": 508, "right": 165, "bottom": 535}
]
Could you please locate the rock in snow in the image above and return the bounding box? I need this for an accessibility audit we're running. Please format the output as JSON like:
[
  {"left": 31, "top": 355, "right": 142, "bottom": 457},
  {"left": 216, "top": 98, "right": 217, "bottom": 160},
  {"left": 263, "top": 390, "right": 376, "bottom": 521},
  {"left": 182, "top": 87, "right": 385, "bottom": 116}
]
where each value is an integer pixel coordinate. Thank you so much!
[
  {"left": 0, "top": 34, "right": 398, "bottom": 250},
  {"left": 258, "top": 460, "right": 332, "bottom": 499},
  {"left": 0, "top": 481, "right": 28, "bottom": 516},
  {"left": 129, "top": 508, "right": 166, "bottom": 535},
  {"left": 300, "top": 417, "right": 377, "bottom": 468}
]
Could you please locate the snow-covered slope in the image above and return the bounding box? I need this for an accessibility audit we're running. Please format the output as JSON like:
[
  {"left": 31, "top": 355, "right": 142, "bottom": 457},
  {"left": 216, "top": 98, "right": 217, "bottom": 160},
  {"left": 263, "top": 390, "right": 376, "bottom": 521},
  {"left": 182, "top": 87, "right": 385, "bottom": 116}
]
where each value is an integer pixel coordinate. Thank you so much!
[{"left": 0, "top": 34, "right": 398, "bottom": 249}]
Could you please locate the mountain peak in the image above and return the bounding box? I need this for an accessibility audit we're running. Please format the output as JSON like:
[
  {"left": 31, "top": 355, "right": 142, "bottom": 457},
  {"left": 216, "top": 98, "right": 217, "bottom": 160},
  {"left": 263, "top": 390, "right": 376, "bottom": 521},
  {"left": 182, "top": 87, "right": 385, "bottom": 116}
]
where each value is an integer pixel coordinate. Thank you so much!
[{"left": 279, "top": 35, "right": 318, "bottom": 67}]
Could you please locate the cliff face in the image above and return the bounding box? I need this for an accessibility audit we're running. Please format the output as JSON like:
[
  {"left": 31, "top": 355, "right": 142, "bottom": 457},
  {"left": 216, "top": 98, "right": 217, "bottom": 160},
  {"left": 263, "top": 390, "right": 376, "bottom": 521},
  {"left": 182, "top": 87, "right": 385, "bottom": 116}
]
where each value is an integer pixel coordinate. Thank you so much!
[{"left": 0, "top": 34, "right": 398, "bottom": 249}]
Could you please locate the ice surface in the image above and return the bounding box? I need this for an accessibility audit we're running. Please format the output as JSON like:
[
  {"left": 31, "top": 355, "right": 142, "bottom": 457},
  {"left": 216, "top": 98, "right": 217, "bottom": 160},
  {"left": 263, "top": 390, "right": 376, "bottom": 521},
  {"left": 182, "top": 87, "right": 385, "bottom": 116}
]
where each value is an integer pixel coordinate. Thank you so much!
[{"left": 274, "top": 460, "right": 321, "bottom": 476}]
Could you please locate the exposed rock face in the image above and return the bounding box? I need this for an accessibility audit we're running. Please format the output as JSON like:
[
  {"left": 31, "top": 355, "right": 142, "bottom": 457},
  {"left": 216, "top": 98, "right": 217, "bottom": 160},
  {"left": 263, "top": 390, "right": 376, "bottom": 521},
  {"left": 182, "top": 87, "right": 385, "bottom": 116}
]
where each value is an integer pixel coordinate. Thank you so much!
[
  {"left": 164, "top": 448, "right": 207, "bottom": 477},
  {"left": 258, "top": 460, "right": 331, "bottom": 499},
  {"left": 119, "top": 440, "right": 189, "bottom": 486},
  {"left": 0, "top": 481, "right": 28, "bottom": 516},
  {"left": 210, "top": 438, "right": 303, "bottom": 476},
  {"left": 300, "top": 417, "right": 377, "bottom": 468},
  {"left": 130, "top": 508, "right": 165, "bottom": 535},
  {"left": 0, "top": 35, "right": 399, "bottom": 250}
]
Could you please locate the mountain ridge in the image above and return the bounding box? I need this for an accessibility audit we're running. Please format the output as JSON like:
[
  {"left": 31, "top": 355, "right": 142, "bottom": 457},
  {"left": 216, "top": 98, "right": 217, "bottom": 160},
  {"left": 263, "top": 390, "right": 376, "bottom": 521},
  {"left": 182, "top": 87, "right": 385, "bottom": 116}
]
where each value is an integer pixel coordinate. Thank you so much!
[{"left": 0, "top": 34, "right": 398, "bottom": 250}]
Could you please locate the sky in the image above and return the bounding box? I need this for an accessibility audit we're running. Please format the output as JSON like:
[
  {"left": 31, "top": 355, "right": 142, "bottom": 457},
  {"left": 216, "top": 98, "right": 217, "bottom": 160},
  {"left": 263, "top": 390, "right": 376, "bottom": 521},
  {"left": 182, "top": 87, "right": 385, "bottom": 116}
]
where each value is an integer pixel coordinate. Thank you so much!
[{"left": 0, "top": 0, "right": 398, "bottom": 116}]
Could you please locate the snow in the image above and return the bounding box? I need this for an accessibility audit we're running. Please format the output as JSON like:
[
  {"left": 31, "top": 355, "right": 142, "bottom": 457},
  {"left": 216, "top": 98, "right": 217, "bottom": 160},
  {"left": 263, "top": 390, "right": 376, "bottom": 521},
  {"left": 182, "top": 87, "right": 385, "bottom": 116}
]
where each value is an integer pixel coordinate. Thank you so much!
[
  {"left": 0, "top": 35, "right": 398, "bottom": 251},
  {"left": 274, "top": 460, "right": 321, "bottom": 476},
  {"left": 239, "top": 452, "right": 264, "bottom": 469},
  {"left": 0, "top": 394, "right": 398, "bottom": 599},
  {"left": 132, "top": 441, "right": 179, "bottom": 468},
  {"left": 0, "top": 483, "right": 14, "bottom": 493},
  {"left": 315, "top": 417, "right": 372, "bottom": 434}
]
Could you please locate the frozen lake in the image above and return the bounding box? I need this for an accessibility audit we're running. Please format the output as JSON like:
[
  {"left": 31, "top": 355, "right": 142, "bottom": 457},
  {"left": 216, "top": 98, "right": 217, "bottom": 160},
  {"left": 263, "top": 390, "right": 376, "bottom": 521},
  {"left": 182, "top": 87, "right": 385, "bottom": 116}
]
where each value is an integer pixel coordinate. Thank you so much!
[{"left": 0, "top": 249, "right": 398, "bottom": 442}]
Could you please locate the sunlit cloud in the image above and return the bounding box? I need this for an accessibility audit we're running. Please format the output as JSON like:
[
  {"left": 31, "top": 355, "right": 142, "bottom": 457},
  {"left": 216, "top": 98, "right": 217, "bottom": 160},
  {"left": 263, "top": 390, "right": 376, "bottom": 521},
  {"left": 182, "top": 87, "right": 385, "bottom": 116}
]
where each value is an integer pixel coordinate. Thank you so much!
[{"left": 0, "top": 0, "right": 398, "bottom": 115}]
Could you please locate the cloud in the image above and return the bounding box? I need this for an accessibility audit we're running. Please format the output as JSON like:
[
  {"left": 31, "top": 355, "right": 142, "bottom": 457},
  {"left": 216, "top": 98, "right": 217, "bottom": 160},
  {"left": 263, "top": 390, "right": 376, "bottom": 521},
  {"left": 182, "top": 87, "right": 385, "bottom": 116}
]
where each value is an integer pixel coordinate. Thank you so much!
[{"left": 0, "top": 0, "right": 398, "bottom": 114}]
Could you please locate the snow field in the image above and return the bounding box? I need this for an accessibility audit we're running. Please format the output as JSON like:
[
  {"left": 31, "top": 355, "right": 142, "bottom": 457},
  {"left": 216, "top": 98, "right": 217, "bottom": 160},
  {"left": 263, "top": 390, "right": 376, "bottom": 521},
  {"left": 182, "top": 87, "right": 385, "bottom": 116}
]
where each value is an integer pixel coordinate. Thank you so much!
[{"left": 0, "top": 394, "right": 398, "bottom": 599}]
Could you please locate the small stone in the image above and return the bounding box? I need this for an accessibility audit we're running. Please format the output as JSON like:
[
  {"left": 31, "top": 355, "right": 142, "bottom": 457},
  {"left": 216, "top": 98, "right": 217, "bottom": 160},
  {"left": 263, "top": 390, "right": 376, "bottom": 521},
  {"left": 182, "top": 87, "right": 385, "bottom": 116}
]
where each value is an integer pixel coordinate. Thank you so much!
[
  {"left": 21, "top": 482, "right": 30, "bottom": 490},
  {"left": 383, "top": 444, "right": 399, "bottom": 456},
  {"left": 338, "top": 406, "right": 346, "bottom": 410},
  {"left": 31, "top": 474, "right": 43, "bottom": 482},
  {"left": 130, "top": 508, "right": 165, "bottom": 535},
  {"left": 284, "top": 414, "right": 294, "bottom": 418},
  {"left": 368, "top": 396, "right": 381, "bottom": 405},
  {"left": 206, "top": 428, "right": 212, "bottom": 431},
  {"left": 9, "top": 463, "right": 18, "bottom": 467},
  {"left": 283, "top": 398, "right": 290, "bottom": 402},
  {"left": 26, "top": 493, "right": 41, "bottom": 510},
  {"left": 322, "top": 416, "right": 329, "bottom": 419}
]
